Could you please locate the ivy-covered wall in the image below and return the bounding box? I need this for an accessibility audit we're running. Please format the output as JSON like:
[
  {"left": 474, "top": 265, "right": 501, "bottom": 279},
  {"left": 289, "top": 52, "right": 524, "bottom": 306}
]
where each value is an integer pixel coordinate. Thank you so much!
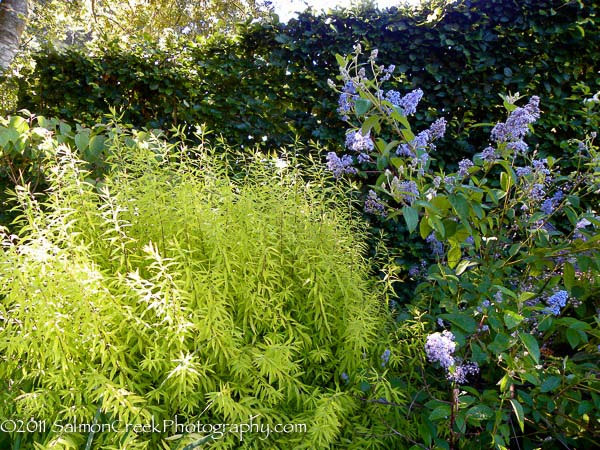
[{"left": 11, "top": 0, "right": 600, "bottom": 164}]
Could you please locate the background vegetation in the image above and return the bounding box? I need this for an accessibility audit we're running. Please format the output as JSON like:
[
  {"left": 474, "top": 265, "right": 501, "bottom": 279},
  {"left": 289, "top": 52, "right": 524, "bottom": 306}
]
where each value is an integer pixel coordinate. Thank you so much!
[{"left": 3, "top": 0, "right": 598, "bottom": 162}]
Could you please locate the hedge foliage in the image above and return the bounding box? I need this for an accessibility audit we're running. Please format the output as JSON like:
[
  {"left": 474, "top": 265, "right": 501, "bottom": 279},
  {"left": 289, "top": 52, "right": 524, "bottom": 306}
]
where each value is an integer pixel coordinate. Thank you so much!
[{"left": 8, "top": 0, "right": 599, "bottom": 165}]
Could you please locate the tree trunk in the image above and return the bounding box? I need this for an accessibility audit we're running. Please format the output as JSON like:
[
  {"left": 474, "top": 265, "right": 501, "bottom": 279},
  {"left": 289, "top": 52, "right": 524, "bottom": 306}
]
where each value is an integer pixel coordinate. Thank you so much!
[{"left": 0, "top": 0, "right": 29, "bottom": 71}]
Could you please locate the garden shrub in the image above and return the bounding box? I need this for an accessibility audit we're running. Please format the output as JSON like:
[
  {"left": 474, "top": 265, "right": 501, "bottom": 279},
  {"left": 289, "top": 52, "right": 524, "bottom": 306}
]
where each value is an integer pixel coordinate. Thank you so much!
[
  {"left": 0, "top": 128, "right": 423, "bottom": 449},
  {"left": 326, "top": 46, "right": 600, "bottom": 449}
]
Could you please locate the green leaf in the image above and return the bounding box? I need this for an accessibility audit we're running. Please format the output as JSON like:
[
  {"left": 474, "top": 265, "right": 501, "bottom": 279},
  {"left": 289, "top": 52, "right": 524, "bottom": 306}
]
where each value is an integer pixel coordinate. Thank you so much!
[
  {"left": 455, "top": 259, "right": 477, "bottom": 276},
  {"left": 567, "top": 195, "right": 579, "bottom": 208},
  {"left": 420, "top": 217, "right": 433, "bottom": 239},
  {"left": 440, "top": 313, "right": 477, "bottom": 333},
  {"left": 402, "top": 206, "right": 419, "bottom": 234},
  {"left": 519, "top": 332, "right": 540, "bottom": 364},
  {"left": 418, "top": 421, "right": 433, "bottom": 447},
  {"left": 354, "top": 98, "right": 372, "bottom": 116},
  {"left": 566, "top": 328, "right": 580, "bottom": 349},
  {"left": 428, "top": 216, "right": 445, "bottom": 238},
  {"left": 500, "top": 171, "right": 513, "bottom": 191},
  {"left": 503, "top": 311, "right": 524, "bottom": 329},
  {"left": 447, "top": 244, "right": 461, "bottom": 269},
  {"left": 335, "top": 54, "right": 346, "bottom": 68},
  {"left": 430, "top": 195, "right": 451, "bottom": 212},
  {"left": 488, "top": 333, "right": 511, "bottom": 354},
  {"left": 454, "top": 411, "right": 466, "bottom": 433},
  {"left": 361, "top": 116, "right": 380, "bottom": 135},
  {"left": 509, "top": 399, "right": 525, "bottom": 433},
  {"left": 75, "top": 130, "right": 90, "bottom": 152},
  {"left": 429, "top": 405, "right": 451, "bottom": 421},
  {"left": 449, "top": 194, "right": 470, "bottom": 220},
  {"left": 467, "top": 404, "right": 494, "bottom": 421},
  {"left": 401, "top": 128, "right": 415, "bottom": 142},
  {"left": 9, "top": 115, "right": 28, "bottom": 133},
  {"left": 540, "top": 376, "right": 561, "bottom": 393},
  {"left": 563, "top": 262, "right": 575, "bottom": 291}
]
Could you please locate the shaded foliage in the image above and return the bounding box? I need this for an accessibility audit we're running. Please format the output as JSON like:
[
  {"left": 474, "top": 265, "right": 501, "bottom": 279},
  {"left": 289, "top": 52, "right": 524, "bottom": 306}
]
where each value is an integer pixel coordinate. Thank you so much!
[{"left": 6, "top": 0, "right": 599, "bottom": 165}]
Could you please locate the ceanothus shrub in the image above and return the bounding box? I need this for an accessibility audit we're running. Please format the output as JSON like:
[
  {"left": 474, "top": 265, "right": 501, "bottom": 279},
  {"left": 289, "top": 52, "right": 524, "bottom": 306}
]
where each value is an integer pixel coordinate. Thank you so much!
[{"left": 327, "top": 44, "right": 600, "bottom": 449}]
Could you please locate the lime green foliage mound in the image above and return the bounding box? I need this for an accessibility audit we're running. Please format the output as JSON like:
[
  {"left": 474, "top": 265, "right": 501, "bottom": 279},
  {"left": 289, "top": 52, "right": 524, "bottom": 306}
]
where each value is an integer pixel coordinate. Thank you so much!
[{"left": 0, "top": 132, "right": 391, "bottom": 449}]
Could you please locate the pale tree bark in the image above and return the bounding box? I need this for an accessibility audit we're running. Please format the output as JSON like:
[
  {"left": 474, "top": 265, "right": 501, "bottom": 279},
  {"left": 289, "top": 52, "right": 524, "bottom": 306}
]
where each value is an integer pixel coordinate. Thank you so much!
[{"left": 0, "top": 0, "right": 29, "bottom": 71}]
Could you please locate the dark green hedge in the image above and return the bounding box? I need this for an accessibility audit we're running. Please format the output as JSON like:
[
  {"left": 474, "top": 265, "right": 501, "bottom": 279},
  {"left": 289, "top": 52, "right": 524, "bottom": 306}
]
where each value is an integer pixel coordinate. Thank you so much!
[{"left": 10, "top": 0, "right": 600, "bottom": 165}]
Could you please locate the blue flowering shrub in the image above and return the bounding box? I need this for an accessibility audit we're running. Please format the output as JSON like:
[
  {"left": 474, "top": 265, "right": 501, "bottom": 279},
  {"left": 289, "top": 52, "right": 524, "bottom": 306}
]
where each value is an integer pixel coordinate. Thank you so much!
[{"left": 327, "top": 45, "right": 600, "bottom": 449}]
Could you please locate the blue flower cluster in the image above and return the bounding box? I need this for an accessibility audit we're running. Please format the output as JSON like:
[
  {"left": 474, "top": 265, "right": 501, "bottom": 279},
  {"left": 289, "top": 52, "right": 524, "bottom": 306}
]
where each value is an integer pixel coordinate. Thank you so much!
[
  {"left": 544, "top": 290, "right": 568, "bottom": 316},
  {"left": 326, "top": 152, "right": 357, "bottom": 178},
  {"left": 426, "top": 232, "right": 444, "bottom": 257},
  {"left": 364, "top": 190, "right": 387, "bottom": 216},
  {"left": 383, "top": 88, "right": 424, "bottom": 116},
  {"left": 391, "top": 178, "right": 419, "bottom": 205},
  {"left": 540, "top": 190, "right": 564, "bottom": 215},
  {"left": 491, "top": 96, "right": 540, "bottom": 154},
  {"left": 425, "top": 331, "right": 479, "bottom": 384},
  {"left": 481, "top": 146, "right": 497, "bottom": 162},
  {"left": 428, "top": 118, "right": 447, "bottom": 140},
  {"left": 345, "top": 130, "right": 374, "bottom": 153},
  {"left": 385, "top": 90, "right": 402, "bottom": 107},
  {"left": 447, "top": 361, "right": 480, "bottom": 384},
  {"left": 532, "top": 158, "right": 551, "bottom": 176},
  {"left": 458, "top": 159, "right": 474, "bottom": 178},
  {"left": 425, "top": 331, "right": 456, "bottom": 369},
  {"left": 338, "top": 81, "right": 357, "bottom": 121},
  {"left": 380, "top": 64, "right": 395, "bottom": 82},
  {"left": 399, "top": 88, "right": 424, "bottom": 116},
  {"left": 396, "top": 119, "right": 446, "bottom": 180}
]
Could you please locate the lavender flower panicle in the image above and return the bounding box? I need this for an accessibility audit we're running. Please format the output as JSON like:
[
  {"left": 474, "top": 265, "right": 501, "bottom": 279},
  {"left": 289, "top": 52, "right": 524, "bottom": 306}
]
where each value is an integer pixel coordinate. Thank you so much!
[
  {"left": 345, "top": 130, "right": 374, "bottom": 153},
  {"left": 425, "top": 331, "right": 456, "bottom": 369},
  {"left": 385, "top": 90, "right": 402, "bottom": 106},
  {"left": 426, "top": 331, "right": 479, "bottom": 384},
  {"left": 494, "top": 291, "right": 503, "bottom": 303},
  {"left": 396, "top": 143, "right": 414, "bottom": 157},
  {"left": 428, "top": 118, "right": 447, "bottom": 140},
  {"left": 544, "top": 290, "right": 568, "bottom": 316},
  {"left": 575, "top": 218, "right": 591, "bottom": 229},
  {"left": 481, "top": 146, "right": 497, "bottom": 162},
  {"left": 391, "top": 178, "right": 419, "bottom": 205},
  {"left": 408, "top": 266, "right": 421, "bottom": 277},
  {"left": 337, "top": 81, "right": 358, "bottom": 120},
  {"left": 458, "top": 159, "right": 474, "bottom": 178},
  {"left": 516, "top": 166, "right": 532, "bottom": 177},
  {"left": 530, "top": 183, "right": 546, "bottom": 201},
  {"left": 532, "top": 158, "right": 550, "bottom": 176},
  {"left": 540, "top": 191, "right": 564, "bottom": 215},
  {"left": 364, "top": 190, "right": 387, "bottom": 217},
  {"left": 447, "top": 361, "right": 479, "bottom": 384},
  {"left": 381, "top": 64, "right": 395, "bottom": 81},
  {"left": 326, "top": 152, "right": 357, "bottom": 178},
  {"left": 399, "top": 88, "right": 424, "bottom": 116},
  {"left": 491, "top": 96, "right": 540, "bottom": 147},
  {"left": 426, "top": 232, "right": 444, "bottom": 257}
]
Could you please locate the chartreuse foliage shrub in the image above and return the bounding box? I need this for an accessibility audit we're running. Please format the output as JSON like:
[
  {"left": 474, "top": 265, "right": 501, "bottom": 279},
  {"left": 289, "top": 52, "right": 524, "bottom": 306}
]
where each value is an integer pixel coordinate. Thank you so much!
[
  {"left": 8, "top": 0, "right": 599, "bottom": 163},
  {"left": 327, "top": 46, "right": 600, "bottom": 449},
  {"left": 0, "top": 128, "right": 429, "bottom": 449}
]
